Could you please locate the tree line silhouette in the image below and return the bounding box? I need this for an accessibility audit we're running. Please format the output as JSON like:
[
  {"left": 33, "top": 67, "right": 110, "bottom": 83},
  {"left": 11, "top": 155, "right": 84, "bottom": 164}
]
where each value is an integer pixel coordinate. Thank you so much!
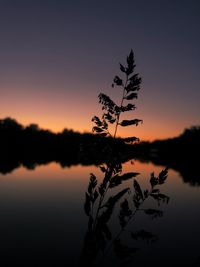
[
  {"left": 0, "top": 117, "right": 132, "bottom": 174},
  {"left": 0, "top": 117, "right": 199, "bottom": 186},
  {"left": 135, "top": 126, "right": 200, "bottom": 186}
]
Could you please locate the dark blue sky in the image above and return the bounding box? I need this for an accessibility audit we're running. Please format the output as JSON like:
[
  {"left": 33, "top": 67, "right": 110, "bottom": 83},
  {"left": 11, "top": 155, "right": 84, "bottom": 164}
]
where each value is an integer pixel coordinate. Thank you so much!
[{"left": 0, "top": 0, "right": 199, "bottom": 140}]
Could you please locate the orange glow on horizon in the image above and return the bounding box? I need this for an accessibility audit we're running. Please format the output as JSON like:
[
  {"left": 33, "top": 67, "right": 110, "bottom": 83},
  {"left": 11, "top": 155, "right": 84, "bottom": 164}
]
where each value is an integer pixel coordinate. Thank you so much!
[
  {"left": 0, "top": 110, "right": 187, "bottom": 141},
  {"left": 1, "top": 84, "right": 197, "bottom": 142}
]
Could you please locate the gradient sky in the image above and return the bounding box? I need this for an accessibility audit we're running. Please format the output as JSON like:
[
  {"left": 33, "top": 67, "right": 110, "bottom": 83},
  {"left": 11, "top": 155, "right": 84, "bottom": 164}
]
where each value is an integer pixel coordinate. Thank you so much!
[{"left": 0, "top": 0, "right": 199, "bottom": 140}]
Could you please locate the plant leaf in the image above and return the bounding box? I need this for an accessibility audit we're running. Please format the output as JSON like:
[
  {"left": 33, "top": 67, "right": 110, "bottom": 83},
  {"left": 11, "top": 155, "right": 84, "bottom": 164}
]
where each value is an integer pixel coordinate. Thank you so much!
[
  {"left": 98, "top": 93, "right": 120, "bottom": 115},
  {"left": 109, "top": 172, "right": 139, "bottom": 188},
  {"left": 119, "top": 199, "right": 132, "bottom": 228},
  {"left": 84, "top": 192, "right": 91, "bottom": 216},
  {"left": 150, "top": 193, "right": 170, "bottom": 204},
  {"left": 120, "top": 119, "right": 143, "bottom": 127},
  {"left": 125, "top": 92, "right": 138, "bottom": 100},
  {"left": 131, "top": 229, "right": 158, "bottom": 243},
  {"left": 114, "top": 76, "right": 123, "bottom": 86},
  {"left": 121, "top": 104, "right": 136, "bottom": 112},
  {"left": 150, "top": 172, "right": 158, "bottom": 187},
  {"left": 104, "top": 188, "right": 130, "bottom": 207},
  {"left": 119, "top": 63, "right": 126, "bottom": 73},
  {"left": 144, "top": 209, "right": 163, "bottom": 218},
  {"left": 92, "top": 126, "right": 104, "bottom": 133},
  {"left": 158, "top": 168, "right": 168, "bottom": 184},
  {"left": 133, "top": 180, "right": 143, "bottom": 200}
]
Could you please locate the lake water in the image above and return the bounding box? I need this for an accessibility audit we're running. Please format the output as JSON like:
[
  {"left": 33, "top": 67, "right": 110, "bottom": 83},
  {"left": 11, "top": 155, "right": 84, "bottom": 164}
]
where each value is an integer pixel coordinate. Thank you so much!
[{"left": 0, "top": 160, "right": 200, "bottom": 266}]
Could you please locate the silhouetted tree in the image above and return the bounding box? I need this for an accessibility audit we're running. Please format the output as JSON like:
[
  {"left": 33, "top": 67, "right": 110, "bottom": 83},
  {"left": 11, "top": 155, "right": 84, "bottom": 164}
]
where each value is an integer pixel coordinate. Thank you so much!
[
  {"left": 0, "top": 117, "right": 23, "bottom": 131},
  {"left": 134, "top": 126, "right": 200, "bottom": 186}
]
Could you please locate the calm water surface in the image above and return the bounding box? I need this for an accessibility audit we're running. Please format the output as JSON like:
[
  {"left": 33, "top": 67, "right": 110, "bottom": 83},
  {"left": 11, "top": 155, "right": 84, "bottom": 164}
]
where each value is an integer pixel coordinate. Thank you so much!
[{"left": 0, "top": 161, "right": 199, "bottom": 266}]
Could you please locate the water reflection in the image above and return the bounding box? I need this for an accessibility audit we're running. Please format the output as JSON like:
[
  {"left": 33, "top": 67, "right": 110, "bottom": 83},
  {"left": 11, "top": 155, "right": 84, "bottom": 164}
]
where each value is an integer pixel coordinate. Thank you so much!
[
  {"left": 0, "top": 161, "right": 200, "bottom": 266},
  {"left": 81, "top": 146, "right": 169, "bottom": 267},
  {"left": 0, "top": 155, "right": 199, "bottom": 187},
  {"left": 140, "top": 157, "right": 200, "bottom": 187}
]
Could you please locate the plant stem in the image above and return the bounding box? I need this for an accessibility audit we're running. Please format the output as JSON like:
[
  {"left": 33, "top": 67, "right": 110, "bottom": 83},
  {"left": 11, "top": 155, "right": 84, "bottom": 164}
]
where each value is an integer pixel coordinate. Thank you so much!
[
  {"left": 113, "top": 75, "right": 128, "bottom": 139},
  {"left": 93, "top": 168, "right": 112, "bottom": 229}
]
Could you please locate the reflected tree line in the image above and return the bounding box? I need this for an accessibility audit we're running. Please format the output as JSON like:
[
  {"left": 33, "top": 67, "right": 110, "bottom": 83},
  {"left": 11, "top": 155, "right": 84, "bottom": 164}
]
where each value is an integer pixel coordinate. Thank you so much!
[
  {"left": 135, "top": 126, "right": 200, "bottom": 186},
  {"left": 0, "top": 117, "right": 199, "bottom": 186}
]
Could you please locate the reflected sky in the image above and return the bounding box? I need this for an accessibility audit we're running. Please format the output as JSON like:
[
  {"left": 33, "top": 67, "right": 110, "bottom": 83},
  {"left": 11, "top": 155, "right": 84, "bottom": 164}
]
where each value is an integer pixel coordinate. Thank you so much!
[{"left": 0, "top": 161, "right": 200, "bottom": 265}]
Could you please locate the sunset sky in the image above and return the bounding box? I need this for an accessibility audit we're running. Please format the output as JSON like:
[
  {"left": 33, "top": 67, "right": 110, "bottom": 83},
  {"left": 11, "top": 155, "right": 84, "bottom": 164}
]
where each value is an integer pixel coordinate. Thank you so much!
[{"left": 0, "top": 0, "right": 199, "bottom": 141}]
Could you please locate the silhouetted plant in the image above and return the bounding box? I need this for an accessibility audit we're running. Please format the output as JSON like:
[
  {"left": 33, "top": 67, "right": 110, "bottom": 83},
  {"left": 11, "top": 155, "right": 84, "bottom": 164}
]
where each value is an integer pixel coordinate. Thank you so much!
[
  {"left": 81, "top": 51, "right": 170, "bottom": 266},
  {"left": 92, "top": 49, "right": 142, "bottom": 140}
]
